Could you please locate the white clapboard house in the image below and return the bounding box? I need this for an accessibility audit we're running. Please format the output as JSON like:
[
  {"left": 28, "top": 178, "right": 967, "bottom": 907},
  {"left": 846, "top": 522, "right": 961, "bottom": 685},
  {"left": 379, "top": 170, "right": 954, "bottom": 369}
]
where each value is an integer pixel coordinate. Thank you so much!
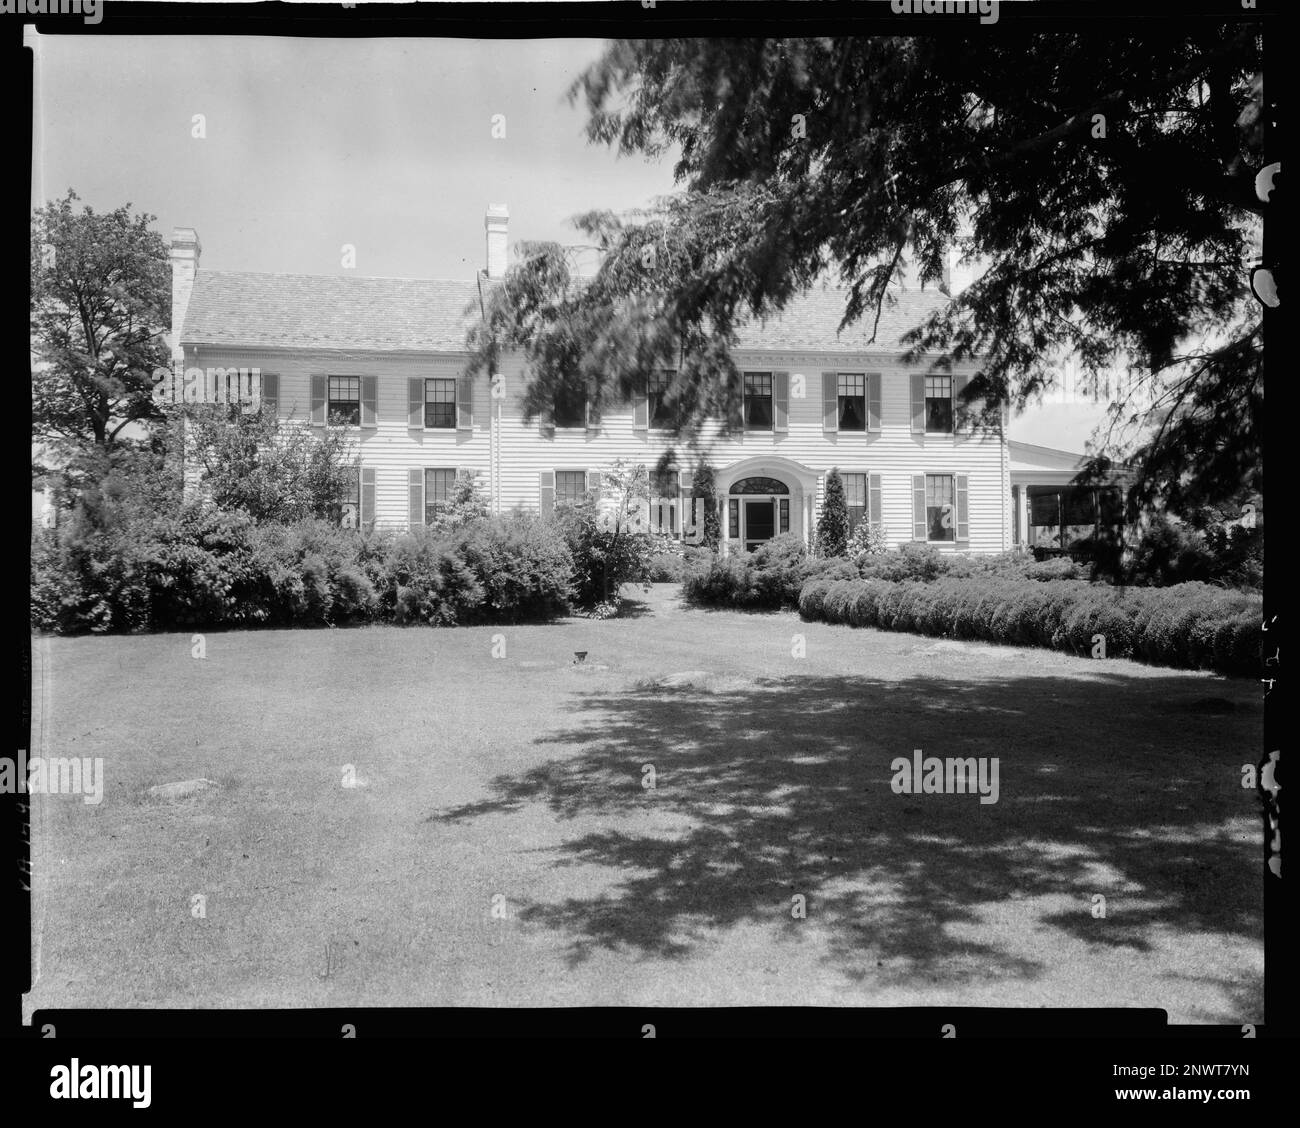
[{"left": 162, "top": 206, "right": 1112, "bottom": 553}]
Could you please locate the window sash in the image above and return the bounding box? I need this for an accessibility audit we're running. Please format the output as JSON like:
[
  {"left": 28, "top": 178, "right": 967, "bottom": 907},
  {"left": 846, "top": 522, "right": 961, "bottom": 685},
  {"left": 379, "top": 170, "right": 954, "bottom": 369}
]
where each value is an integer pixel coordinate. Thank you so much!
[
  {"left": 649, "top": 370, "right": 674, "bottom": 428},
  {"left": 328, "top": 376, "right": 362, "bottom": 425},
  {"left": 743, "top": 372, "right": 774, "bottom": 430},
  {"left": 555, "top": 470, "right": 587, "bottom": 504},
  {"left": 651, "top": 469, "right": 680, "bottom": 498},
  {"left": 842, "top": 473, "right": 867, "bottom": 508},
  {"left": 554, "top": 388, "right": 586, "bottom": 429},
  {"left": 925, "top": 375, "right": 953, "bottom": 433},
  {"left": 424, "top": 468, "right": 455, "bottom": 523},
  {"left": 335, "top": 468, "right": 361, "bottom": 528},
  {"left": 424, "top": 378, "right": 456, "bottom": 429},
  {"left": 926, "top": 473, "right": 956, "bottom": 541}
]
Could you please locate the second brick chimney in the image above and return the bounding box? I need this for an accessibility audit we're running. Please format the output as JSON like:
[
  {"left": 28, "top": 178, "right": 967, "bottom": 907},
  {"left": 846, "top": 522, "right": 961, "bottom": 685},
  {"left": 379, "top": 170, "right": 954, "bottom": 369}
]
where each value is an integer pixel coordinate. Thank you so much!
[{"left": 170, "top": 226, "right": 201, "bottom": 361}]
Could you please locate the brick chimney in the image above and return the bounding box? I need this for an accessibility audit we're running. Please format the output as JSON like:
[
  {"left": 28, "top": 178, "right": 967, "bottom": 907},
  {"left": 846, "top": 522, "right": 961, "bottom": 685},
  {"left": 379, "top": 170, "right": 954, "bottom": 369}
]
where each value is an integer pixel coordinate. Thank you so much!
[
  {"left": 485, "top": 204, "right": 509, "bottom": 279},
  {"left": 898, "top": 245, "right": 952, "bottom": 292},
  {"left": 170, "top": 227, "right": 201, "bottom": 361}
]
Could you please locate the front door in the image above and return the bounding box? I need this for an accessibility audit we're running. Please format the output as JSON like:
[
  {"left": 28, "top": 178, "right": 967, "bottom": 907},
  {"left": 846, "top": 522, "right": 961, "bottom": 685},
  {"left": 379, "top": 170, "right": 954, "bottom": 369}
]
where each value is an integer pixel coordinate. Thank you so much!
[{"left": 743, "top": 499, "right": 775, "bottom": 551}]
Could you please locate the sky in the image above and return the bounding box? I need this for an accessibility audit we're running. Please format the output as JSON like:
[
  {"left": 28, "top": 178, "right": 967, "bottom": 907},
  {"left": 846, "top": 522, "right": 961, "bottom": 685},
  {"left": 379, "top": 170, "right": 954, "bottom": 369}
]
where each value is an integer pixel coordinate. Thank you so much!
[{"left": 30, "top": 33, "right": 1105, "bottom": 450}]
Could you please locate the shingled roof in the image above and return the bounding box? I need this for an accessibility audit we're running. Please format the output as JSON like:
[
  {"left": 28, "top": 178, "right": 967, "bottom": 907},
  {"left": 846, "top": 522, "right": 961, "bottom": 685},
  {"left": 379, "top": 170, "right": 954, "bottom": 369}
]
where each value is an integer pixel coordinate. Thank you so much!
[
  {"left": 734, "top": 287, "right": 951, "bottom": 353},
  {"left": 182, "top": 271, "right": 482, "bottom": 353},
  {"left": 181, "top": 269, "right": 952, "bottom": 355}
]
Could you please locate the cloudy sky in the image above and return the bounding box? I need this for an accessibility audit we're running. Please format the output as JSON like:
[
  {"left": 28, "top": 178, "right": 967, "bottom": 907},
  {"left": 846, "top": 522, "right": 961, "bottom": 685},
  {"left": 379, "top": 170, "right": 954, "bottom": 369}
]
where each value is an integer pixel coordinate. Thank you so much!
[{"left": 30, "top": 33, "right": 1104, "bottom": 448}]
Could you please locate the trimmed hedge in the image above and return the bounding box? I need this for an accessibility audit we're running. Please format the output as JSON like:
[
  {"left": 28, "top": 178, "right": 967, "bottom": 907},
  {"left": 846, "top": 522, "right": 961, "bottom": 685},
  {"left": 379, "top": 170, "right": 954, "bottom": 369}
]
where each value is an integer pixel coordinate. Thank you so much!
[
  {"left": 32, "top": 509, "right": 575, "bottom": 634},
  {"left": 798, "top": 576, "right": 1260, "bottom": 676}
]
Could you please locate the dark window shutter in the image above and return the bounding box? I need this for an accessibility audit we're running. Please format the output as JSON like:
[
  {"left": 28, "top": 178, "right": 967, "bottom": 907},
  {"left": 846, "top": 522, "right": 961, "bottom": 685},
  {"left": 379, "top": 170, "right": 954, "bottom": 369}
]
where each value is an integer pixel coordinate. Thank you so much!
[
  {"left": 361, "top": 376, "right": 378, "bottom": 428},
  {"left": 822, "top": 372, "right": 838, "bottom": 433},
  {"left": 910, "top": 374, "right": 925, "bottom": 434},
  {"left": 586, "top": 470, "right": 602, "bottom": 499},
  {"left": 586, "top": 397, "right": 600, "bottom": 435},
  {"left": 956, "top": 474, "right": 970, "bottom": 542},
  {"left": 773, "top": 371, "right": 789, "bottom": 433},
  {"left": 867, "top": 373, "right": 882, "bottom": 433},
  {"left": 408, "top": 378, "right": 424, "bottom": 428},
  {"left": 539, "top": 471, "right": 555, "bottom": 520},
  {"left": 728, "top": 369, "right": 744, "bottom": 431},
  {"left": 953, "top": 375, "right": 971, "bottom": 433},
  {"left": 310, "top": 374, "right": 327, "bottom": 426},
  {"left": 361, "top": 467, "right": 377, "bottom": 531},
  {"left": 912, "top": 474, "right": 927, "bottom": 540},
  {"left": 633, "top": 379, "right": 649, "bottom": 432},
  {"left": 408, "top": 468, "right": 424, "bottom": 529},
  {"left": 261, "top": 373, "right": 280, "bottom": 416},
  {"left": 457, "top": 375, "right": 473, "bottom": 431},
  {"left": 869, "top": 472, "right": 883, "bottom": 528}
]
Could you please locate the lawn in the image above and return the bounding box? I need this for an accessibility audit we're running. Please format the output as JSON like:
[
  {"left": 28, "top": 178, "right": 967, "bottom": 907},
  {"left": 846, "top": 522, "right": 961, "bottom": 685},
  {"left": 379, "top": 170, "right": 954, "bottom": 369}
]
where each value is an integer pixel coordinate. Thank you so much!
[{"left": 25, "top": 584, "right": 1264, "bottom": 1022}]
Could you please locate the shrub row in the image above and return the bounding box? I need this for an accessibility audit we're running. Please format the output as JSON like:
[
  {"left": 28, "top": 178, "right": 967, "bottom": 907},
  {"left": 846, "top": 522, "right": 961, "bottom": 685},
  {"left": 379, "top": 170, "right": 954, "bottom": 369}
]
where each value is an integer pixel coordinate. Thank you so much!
[
  {"left": 798, "top": 576, "right": 1261, "bottom": 676},
  {"left": 32, "top": 508, "right": 576, "bottom": 634},
  {"left": 682, "top": 537, "right": 1091, "bottom": 611}
]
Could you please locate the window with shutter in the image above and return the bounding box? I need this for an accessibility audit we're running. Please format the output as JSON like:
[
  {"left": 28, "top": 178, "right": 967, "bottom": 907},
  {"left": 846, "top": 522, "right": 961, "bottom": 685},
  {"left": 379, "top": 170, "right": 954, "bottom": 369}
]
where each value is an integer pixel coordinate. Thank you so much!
[
  {"left": 425, "top": 378, "right": 456, "bottom": 429},
  {"left": 649, "top": 370, "right": 674, "bottom": 429},
  {"left": 926, "top": 473, "right": 957, "bottom": 542},
  {"left": 837, "top": 374, "right": 866, "bottom": 431},
  {"left": 925, "top": 375, "right": 954, "bottom": 434},
  {"left": 842, "top": 473, "right": 868, "bottom": 534},
  {"left": 424, "top": 468, "right": 456, "bottom": 526},
  {"left": 554, "top": 385, "right": 585, "bottom": 429},
  {"left": 328, "top": 376, "right": 362, "bottom": 426},
  {"left": 743, "top": 372, "right": 773, "bottom": 431},
  {"left": 555, "top": 470, "right": 587, "bottom": 506}
]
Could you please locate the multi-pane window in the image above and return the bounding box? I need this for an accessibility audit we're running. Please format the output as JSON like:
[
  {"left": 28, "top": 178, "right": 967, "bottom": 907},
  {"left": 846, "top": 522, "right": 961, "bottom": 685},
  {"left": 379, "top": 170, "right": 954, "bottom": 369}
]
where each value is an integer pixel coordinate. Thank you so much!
[
  {"left": 651, "top": 469, "right": 679, "bottom": 498},
  {"left": 838, "top": 373, "right": 866, "bottom": 431},
  {"left": 744, "top": 372, "right": 773, "bottom": 431},
  {"left": 555, "top": 470, "right": 588, "bottom": 506},
  {"left": 651, "top": 469, "right": 679, "bottom": 535},
  {"left": 649, "top": 370, "right": 674, "bottom": 428},
  {"left": 328, "top": 376, "right": 361, "bottom": 425},
  {"left": 926, "top": 474, "right": 956, "bottom": 542},
  {"left": 925, "top": 375, "right": 953, "bottom": 433},
  {"left": 554, "top": 385, "right": 586, "bottom": 428},
  {"left": 336, "top": 467, "right": 360, "bottom": 529},
  {"left": 424, "top": 378, "right": 456, "bottom": 429},
  {"left": 424, "top": 468, "right": 455, "bottom": 526},
  {"left": 843, "top": 473, "right": 868, "bottom": 534}
]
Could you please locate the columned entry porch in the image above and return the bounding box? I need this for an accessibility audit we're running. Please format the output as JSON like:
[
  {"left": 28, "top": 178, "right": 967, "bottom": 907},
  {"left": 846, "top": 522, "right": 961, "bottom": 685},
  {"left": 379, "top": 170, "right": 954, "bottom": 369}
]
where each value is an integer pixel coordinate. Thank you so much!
[{"left": 715, "top": 456, "right": 822, "bottom": 554}]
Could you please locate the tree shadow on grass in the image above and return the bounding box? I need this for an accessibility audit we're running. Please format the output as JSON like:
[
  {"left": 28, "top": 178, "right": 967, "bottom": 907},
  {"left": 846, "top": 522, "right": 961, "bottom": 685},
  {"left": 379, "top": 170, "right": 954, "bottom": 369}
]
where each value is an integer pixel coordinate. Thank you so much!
[{"left": 429, "top": 668, "right": 1263, "bottom": 993}]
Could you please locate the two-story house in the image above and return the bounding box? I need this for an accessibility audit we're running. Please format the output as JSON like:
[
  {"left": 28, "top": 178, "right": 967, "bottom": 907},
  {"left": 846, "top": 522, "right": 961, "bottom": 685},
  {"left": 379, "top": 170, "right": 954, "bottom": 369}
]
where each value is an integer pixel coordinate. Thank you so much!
[{"left": 162, "top": 205, "right": 1065, "bottom": 555}]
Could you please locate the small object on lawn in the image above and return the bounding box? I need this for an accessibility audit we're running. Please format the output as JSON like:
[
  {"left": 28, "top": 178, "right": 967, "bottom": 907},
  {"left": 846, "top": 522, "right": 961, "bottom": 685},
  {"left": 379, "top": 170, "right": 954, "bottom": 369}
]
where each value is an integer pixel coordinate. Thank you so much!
[
  {"left": 574, "top": 651, "right": 588, "bottom": 664},
  {"left": 146, "top": 778, "right": 218, "bottom": 801}
]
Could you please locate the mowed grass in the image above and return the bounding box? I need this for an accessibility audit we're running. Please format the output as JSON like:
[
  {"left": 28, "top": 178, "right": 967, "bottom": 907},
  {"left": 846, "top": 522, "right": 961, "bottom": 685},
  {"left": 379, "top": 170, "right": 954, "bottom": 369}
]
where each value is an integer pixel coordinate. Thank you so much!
[{"left": 26, "top": 585, "right": 1263, "bottom": 1021}]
